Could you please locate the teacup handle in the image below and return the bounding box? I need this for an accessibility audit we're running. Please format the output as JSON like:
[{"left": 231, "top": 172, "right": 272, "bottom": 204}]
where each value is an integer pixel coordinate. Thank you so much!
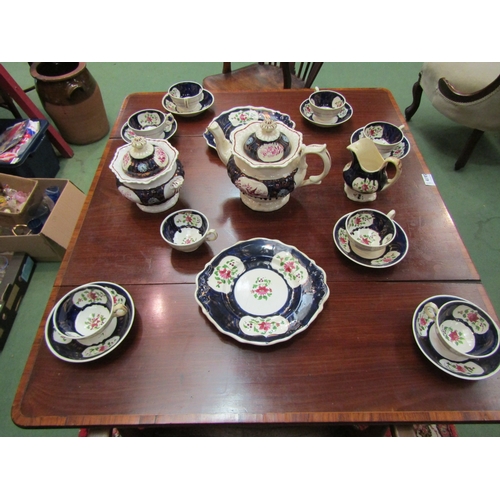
[
  {"left": 297, "top": 144, "right": 331, "bottom": 187},
  {"left": 112, "top": 303, "right": 128, "bottom": 318},
  {"left": 205, "top": 229, "right": 218, "bottom": 242},
  {"left": 423, "top": 302, "right": 439, "bottom": 319},
  {"left": 380, "top": 157, "right": 402, "bottom": 191}
]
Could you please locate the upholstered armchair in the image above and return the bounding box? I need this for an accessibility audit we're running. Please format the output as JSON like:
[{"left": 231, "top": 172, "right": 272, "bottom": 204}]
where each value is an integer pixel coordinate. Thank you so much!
[{"left": 405, "top": 62, "right": 500, "bottom": 170}]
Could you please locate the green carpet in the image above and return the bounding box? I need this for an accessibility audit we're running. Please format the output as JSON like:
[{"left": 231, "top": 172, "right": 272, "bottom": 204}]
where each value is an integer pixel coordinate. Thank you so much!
[{"left": 1, "top": 62, "right": 499, "bottom": 437}]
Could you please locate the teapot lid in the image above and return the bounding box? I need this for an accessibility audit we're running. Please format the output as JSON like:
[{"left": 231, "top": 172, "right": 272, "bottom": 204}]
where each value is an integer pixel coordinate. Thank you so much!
[{"left": 255, "top": 115, "right": 281, "bottom": 142}]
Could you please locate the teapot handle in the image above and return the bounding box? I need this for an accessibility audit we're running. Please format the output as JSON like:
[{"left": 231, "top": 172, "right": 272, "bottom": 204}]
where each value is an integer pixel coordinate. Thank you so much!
[
  {"left": 298, "top": 144, "right": 331, "bottom": 187},
  {"left": 380, "top": 157, "right": 402, "bottom": 191}
]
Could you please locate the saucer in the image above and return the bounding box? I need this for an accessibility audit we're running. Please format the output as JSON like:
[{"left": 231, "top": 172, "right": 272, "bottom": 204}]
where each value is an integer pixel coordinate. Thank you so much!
[
  {"left": 120, "top": 116, "right": 177, "bottom": 143},
  {"left": 350, "top": 127, "right": 410, "bottom": 159},
  {"left": 45, "top": 281, "right": 135, "bottom": 363},
  {"left": 300, "top": 99, "right": 353, "bottom": 127},
  {"left": 162, "top": 89, "right": 214, "bottom": 117},
  {"left": 333, "top": 213, "right": 408, "bottom": 268},
  {"left": 412, "top": 295, "right": 500, "bottom": 380},
  {"left": 204, "top": 106, "right": 296, "bottom": 149}
]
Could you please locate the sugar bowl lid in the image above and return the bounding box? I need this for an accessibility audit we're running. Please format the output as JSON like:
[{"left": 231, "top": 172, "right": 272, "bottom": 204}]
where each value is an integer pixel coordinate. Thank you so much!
[{"left": 123, "top": 136, "right": 170, "bottom": 179}]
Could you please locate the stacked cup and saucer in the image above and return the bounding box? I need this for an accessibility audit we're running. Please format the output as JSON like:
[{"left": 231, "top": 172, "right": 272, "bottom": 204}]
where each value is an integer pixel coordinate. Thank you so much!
[
  {"left": 413, "top": 295, "right": 500, "bottom": 380},
  {"left": 351, "top": 120, "right": 410, "bottom": 159},
  {"left": 333, "top": 208, "right": 408, "bottom": 269},
  {"left": 300, "top": 87, "right": 353, "bottom": 127},
  {"left": 121, "top": 108, "right": 177, "bottom": 143},
  {"left": 45, "top": 282, "right": 135, "bottom": 363},
  {"left": 162, "top": 81, "right": 214, "bottom": 117}
]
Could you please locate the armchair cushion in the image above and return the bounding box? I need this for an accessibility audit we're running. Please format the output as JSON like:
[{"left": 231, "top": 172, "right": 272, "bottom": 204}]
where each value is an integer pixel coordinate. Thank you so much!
[{"left": 420, "top": 62, "right": 500, "bottom": 131}]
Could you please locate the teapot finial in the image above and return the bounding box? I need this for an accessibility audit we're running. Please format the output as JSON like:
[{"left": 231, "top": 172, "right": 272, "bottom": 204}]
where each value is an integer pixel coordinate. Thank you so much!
[
  {"left": 130, "top": 136, "right": 154, "bottom": 159},
  {"left": 256, "top": 114, "right": 280, "bottom": 141}
]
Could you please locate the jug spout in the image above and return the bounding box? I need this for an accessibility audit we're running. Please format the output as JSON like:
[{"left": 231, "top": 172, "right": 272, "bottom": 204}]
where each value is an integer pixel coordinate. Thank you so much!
[
  {"left": 346, "top": 137, "right": 386, "bottom": 173},
  {"left": 207, "top": 121, "right": 232, "bottom": 165}
]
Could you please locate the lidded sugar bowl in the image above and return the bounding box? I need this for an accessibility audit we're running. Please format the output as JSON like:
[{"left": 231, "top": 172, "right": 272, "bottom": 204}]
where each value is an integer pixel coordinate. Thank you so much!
[{"left": 109, "top": 136, "right": 184, "bottom": 212}]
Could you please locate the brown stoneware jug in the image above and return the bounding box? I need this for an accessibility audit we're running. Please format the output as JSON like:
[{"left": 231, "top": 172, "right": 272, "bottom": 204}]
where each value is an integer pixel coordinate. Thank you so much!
[{"left": 30, "top": 62, "right": 109, "bottom": 145}]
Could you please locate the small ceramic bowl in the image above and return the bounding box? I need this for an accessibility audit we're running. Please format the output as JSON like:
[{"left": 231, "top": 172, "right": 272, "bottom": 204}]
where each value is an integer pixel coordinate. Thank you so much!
[
  {"left": 127, "top": 109, "right": 168, "bottom": 139},
  {"left": 160, "top": 209, "right": 217, "bottom": 252},
  {"left": 168, "top": 81, "right": 204, "bottom": 112},
  {"left": 363, "top": 121, "right": 404, "bottom": 156},
  {"left": 345, "top": 209, "right": 396, "bottom": 259},
  {"left": 53, "top": 284, "right": 128, "bottom": 340},
  {"left": 309, "top": 89, "right": 346, "bottom": 122},
  {"left": 424, "top": 300, "right": 500, "bottom": 359}
]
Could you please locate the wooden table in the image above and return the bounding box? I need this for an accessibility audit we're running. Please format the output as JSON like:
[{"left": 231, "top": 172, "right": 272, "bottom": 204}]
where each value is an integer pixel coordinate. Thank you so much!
[{"left": 12, "top": 89, "right": 500, "bottom": 429}]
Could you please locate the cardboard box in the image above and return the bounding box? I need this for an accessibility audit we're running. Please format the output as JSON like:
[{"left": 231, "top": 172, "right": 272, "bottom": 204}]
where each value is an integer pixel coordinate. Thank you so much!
[
  {"left": 0, "top": 253, "right": 35, "bottom": 350},
  {"left": 0, "top": 178, "right": 85, "bottom": 261}
]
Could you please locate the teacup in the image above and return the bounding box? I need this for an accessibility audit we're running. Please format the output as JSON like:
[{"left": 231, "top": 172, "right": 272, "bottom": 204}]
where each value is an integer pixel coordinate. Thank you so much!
[
  {"left": 424, "top": 300, "right": 500, "bottom": 359},
  {"left": 168, "top": 81, "right": 204, "bottom": 112},
  {"left": 309, "top": 88, "right": 346, "bottom": 123},
  {"left": 345, "top": 209, "right": 396, "bottom": 259},
  {"left": 160, "top": 209, "right": 218, "bottom": 252},
  {"left": 53, "top": 284, "right": 128, "bottom": 340},
  {"left": 128, "top": 109, "right": 168, "bottom": 139},
  {"left": 363, "top": 121, "right": 404, "bottom": 156}
]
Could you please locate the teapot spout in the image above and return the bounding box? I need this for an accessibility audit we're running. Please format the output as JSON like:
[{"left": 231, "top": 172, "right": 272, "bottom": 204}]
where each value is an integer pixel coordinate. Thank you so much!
[{"left": 207, "top": 121, "right": 231, "bottom": 165}]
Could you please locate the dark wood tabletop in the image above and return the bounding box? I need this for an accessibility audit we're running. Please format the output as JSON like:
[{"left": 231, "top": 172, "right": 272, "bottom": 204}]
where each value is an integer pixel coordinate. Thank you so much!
[{"left": 13, "top": 89, "right": 500, "bottom": 429}]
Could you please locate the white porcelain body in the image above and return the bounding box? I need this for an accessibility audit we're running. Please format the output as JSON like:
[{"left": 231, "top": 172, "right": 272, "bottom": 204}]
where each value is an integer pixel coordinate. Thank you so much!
[
  {"left": 160, "top": 209, "right": 218, "bottom": 252},
  {"left": 345, "top": 209, "right": 396, "bottom": 259},
  {"left": 207, "top": 120, "right": 331, "bottom": 212},
  {"left": 168, "top": 81, "right": 203, "bottom": 111},
  {"left": 308, "top": 89, "right": 346, "bottom": 122},
  {"left": 109, "top": 139, "right": 184, "bottom": 213}
]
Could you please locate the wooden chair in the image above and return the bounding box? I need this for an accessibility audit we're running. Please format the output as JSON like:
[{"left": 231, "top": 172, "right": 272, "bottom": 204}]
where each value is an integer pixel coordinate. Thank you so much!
[
  {"left": 202, "top": 62, "right": 323, "bottom": 92},
  {"left": 405, "top": 62, "right": 500, "bottom": 170}
]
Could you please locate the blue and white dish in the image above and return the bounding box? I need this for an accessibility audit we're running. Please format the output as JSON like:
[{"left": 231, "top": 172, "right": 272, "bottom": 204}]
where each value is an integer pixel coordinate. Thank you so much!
[
  {"left": 121, "top": 116, "right": 177, "bottom": 143},
  {"left": 300, "top": 99, "right": 353, "bottom": 127},
  {"left": 333, "top": 213, "right": 408, "bottom": 268},
  {"left": 204, "top": 106, "right": 296, "bottom": 149},
  {"left": 350, "top": 127, "right": 410, "bottom": 159},
  {"left": 195, "top": 238, "right": 329, "bottom": 346},
  {"left": 162, "top": 89, "right": 214, "bottom": 117},
  {"left": 45, "top": 282, "right": 135, "bottom": 363},
  {"left": 412, "top": 295, "right": 500, "bottom": 380}
]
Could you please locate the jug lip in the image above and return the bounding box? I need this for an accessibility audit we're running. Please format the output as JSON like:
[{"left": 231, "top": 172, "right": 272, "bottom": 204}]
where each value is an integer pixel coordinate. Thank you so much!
[{"left": 232, "top": 120, "right": 302, "bottom": 168}]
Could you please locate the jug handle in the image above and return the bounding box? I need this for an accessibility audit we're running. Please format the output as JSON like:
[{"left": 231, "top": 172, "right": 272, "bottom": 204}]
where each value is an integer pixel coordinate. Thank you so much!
[
  {"left": 298, "top": 144, "right": 331, "bottom": 187},
  {"left": 380, "top": 157, "right": 402, "bottom": 191}
]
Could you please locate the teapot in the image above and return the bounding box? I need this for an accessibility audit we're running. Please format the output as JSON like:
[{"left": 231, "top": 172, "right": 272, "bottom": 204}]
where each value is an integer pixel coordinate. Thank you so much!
[
  {"left": 207, "top": 115, "right": 331, "bottom": 212},
  {"left": 342, "top": 137, "right": 402, "bottom": 202}
]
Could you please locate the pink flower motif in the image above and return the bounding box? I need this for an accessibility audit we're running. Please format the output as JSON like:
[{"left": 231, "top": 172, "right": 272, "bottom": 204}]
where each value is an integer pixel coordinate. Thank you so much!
[
  {"left": 219, "top": 268, "right": 231, "bottom": 280},
  {"left": 467, "top": 311, "right": 479, "bottom": 322},
  {"left": 456, "top": 365, "right": 466, "bottom": 373},
  {"left": 419, "top": 316, "right": 427, "bottom": 326},
  {"left": 283, "top": 261, "right": 295, "bottom": 273},
  {"left": 258, "top": 321, "right": 272, "bottom": 331},
  {"left": 449, "top": 330, "right": 460, "bottom": 342},
  {"left": 361, "top": 237, "right": 371, "bottom": 244},
  {"left": 255, "top": 285, "right": 271, "bottom": 296}
]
